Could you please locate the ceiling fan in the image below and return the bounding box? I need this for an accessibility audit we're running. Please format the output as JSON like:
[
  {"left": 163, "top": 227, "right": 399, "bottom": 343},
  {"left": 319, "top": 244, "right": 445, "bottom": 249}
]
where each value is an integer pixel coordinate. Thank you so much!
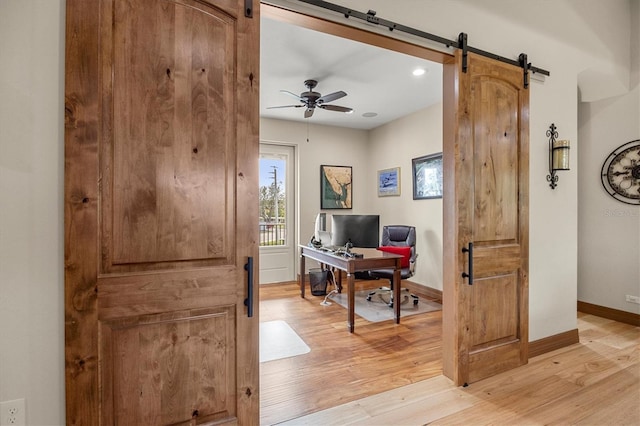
[{"left": 267, "top": 79, "right": 353, "bottom": 118}]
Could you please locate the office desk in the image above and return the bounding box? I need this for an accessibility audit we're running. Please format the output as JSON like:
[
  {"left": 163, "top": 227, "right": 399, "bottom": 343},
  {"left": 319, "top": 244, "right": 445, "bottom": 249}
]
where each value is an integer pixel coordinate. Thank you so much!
[{"left": 299, "top": 245, "right": 402, "bottom": 333}]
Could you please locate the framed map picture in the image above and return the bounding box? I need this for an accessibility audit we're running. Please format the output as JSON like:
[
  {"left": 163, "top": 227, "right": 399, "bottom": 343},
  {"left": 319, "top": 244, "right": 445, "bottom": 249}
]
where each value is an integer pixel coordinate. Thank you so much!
[
  {"left": 377, "top": 167, "right": 400, "bottom": 196},
  {"left": 412, "top": 153, "right": 443, "bottom": 200},
  {"left": 320, "top": 165, "right": 352, "bottom": 209}
]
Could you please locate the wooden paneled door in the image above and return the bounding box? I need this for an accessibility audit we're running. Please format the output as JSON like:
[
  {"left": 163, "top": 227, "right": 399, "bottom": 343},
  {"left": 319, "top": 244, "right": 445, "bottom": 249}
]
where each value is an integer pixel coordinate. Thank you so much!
[
  {"left": 443, "top": 51, "right": 530, "bottom": 385},
  {"left": 64, "top": 0, "right": 259, "bottom": 424}
]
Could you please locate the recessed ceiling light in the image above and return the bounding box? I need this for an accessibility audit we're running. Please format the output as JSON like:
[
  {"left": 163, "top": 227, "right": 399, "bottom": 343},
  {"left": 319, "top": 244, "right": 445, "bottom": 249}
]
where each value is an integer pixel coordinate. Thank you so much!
[
  {"left": 362, "top": 112, "right": 378, "bottom": 118},
  {"left": 412, "top": 68, "right": 426, "bottom": 76}
]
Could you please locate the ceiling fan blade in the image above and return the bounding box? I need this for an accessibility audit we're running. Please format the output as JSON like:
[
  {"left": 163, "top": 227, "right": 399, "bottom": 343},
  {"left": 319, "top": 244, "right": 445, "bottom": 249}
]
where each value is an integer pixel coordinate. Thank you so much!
[
  {"left": 304, "top": 108, "right": 315, "bottom": 118},
  {"left": 280, "top": 90, "right": 304, "bottom": 101},
  {"left": 317, "top": 90, "right": 346, "bottom": 104},
  {"left": 318, "top": 104, "right": 353, "bottom": 113},
  {"left": 267, "top": 104, "right": 304, "bottom": 109}
]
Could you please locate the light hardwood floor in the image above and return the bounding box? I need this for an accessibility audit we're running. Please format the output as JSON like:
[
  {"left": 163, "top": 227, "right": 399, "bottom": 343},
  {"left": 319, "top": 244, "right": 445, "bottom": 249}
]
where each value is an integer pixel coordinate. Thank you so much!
[
  {"left": 259, "top": 280, "right": 444, "bottom": 425},
  {"left": 274, "top": 312, "right": 640, "bottom": 425}
]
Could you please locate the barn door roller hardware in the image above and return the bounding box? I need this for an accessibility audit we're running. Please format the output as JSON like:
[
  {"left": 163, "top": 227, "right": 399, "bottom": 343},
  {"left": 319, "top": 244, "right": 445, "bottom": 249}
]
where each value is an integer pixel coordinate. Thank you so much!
[{"left": 294, "top": 0, "right": 549, "bottom": 87}]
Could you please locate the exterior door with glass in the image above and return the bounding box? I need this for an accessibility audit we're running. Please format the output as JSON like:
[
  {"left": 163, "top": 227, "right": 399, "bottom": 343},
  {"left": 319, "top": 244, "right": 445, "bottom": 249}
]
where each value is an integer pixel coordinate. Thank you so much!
[{"left": 259, "top": 143, "right": 296, "bottom": 283}]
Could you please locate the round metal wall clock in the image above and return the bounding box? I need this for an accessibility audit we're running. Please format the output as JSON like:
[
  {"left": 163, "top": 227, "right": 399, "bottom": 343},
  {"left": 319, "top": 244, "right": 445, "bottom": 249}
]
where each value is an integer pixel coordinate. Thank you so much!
[{"left": 600, "top": 139, "right": 640, "bottom": 205}]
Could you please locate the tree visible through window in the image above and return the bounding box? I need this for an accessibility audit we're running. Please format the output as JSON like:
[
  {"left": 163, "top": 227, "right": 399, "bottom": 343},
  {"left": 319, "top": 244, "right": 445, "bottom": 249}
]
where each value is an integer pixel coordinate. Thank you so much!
[{"left": 259, "top": 155, "right": 286, "bottom": 246}]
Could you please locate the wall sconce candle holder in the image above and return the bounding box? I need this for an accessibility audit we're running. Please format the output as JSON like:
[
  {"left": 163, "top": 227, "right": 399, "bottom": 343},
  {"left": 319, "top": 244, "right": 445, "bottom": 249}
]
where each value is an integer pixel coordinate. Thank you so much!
[{"left": 546, "top": 123, "right": 570, "bottom": 189}]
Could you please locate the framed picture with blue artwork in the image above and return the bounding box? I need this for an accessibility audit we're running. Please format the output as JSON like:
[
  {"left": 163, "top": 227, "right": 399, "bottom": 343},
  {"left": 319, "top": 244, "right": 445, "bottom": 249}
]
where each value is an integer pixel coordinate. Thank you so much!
[
  {"left": 412, "top": 153, "right": 443, "bottom": 200},
  {"left": 320, "top": 165, "right": 352, "bottom": 209},
  {"left": 377, "top": 167, "right": 400, "bottom": 196}
]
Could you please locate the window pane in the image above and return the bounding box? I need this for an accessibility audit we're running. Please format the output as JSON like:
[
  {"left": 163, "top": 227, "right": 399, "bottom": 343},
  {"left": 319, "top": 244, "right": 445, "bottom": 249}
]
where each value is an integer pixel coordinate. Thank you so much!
[{"left": 259, "top": 154, "right": 286, "bottom": 246}]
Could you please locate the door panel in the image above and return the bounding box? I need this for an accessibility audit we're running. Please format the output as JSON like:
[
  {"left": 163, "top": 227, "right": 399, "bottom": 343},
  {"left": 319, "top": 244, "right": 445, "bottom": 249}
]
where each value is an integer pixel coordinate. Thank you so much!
[
  {"left": 65, "top": 0, "right": 259, "bottom": 424},
  {"left": 103, "top": 307, "right": 235, "bottom": 425},
  {"left": 470, "top": 274, "right": 518, "bottom": 348},
  {"left": 472, "top": 77, "right": 520, "bottom": 243},
  {"left": 443, "top": 51, "right": 529, "bottom": 386},
  {"left": 106, "top": 0, "right": 235, "bottom": 270}
]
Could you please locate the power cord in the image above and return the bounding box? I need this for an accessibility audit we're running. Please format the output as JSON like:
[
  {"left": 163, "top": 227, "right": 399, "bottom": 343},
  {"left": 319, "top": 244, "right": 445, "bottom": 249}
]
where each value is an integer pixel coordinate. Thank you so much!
[{"left": 320, "top": 269, "right": 338, "bottom": 306}]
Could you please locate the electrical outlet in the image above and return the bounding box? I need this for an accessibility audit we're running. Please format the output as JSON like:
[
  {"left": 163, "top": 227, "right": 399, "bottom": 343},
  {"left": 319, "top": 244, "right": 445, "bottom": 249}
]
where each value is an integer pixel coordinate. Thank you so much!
[
  {"left": 626, "top": 295, "right": 640, "bottom": 304},
  {"left": 0, "top": 399, "right": 25, "bottom": 426}
]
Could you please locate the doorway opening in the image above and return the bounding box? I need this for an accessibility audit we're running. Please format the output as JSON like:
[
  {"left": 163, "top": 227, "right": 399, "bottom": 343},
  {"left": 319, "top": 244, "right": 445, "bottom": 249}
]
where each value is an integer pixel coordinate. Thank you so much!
[{"left": 259, "top": 4, "right": 447, "bottom": 424}]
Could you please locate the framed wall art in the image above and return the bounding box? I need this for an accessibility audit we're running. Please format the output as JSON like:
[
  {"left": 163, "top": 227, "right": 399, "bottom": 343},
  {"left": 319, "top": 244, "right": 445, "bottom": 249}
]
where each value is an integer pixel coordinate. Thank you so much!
[
  {"left": 320, "top": 165, "right": 352, "bottom": 209},
  {"left": 377, "top": 167, "right": 401, "bottom": 196},
  {"left": 412, "top": 153, "right": 443, "bottom": 200}
]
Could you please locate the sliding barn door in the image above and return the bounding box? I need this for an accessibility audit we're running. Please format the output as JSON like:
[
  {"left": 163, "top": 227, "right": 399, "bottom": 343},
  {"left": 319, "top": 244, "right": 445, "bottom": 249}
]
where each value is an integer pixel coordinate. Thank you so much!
[
  {"left": 64, "top": 0, "right": 260, "bottom": 423},
  {"left": 443, "top": 51, "right": 529, "bottom": 385}
]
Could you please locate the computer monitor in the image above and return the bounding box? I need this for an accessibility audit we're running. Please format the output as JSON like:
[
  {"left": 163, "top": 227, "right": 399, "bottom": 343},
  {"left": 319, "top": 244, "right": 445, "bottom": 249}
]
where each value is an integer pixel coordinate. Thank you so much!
[{"left": 330, "top": 215, "right": 380, "bottom": 248}]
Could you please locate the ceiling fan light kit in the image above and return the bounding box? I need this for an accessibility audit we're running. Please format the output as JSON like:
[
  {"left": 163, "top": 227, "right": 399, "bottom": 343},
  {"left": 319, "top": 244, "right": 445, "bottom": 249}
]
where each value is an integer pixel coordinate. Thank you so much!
[{"left": 267, "top": 79, "right": 353, "bottom": 118}]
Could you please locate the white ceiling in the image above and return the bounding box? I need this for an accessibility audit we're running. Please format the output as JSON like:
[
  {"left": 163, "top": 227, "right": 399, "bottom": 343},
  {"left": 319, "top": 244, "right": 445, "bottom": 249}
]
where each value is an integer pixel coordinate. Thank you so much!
[{"left": 260, "top": 16, "right": 443, "bottom": 130}]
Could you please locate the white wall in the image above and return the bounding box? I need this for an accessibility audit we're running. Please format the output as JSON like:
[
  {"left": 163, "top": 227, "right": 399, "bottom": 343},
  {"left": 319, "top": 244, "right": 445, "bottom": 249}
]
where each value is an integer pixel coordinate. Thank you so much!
[
  {"left": 0, "top": 0, "right": 635, "bottom": 423},
  {"left": 0, "top": 0, "right": 66, "bottom": 424},
  {"left": 578, "top": 86, "right": 640, "bottom": 315},
  {"left": 577, "top": 0, "right": 640, "bottom": 315},
  {"left": 368, "top": 105, "right": 444, "bottom": 291},
  {"left": 527, "top": 56, "right": 581, "bottom": 340}
]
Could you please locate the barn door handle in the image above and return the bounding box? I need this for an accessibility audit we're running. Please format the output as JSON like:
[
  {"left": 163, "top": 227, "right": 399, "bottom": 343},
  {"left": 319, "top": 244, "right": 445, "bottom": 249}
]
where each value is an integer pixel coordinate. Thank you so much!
[
  {"left": 244, "top": 257, "right": 254, "bottom": 317},
  {"left": 462, "top": 242, "right": 474, "bottom": 285}
]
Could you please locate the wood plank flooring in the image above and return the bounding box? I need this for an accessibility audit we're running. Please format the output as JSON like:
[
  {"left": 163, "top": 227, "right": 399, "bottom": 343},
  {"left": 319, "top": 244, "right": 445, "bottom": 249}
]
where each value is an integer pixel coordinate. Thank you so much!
[
  {"left": 259, "top": 280, "right": 444, "bottom": 425},
  {"left": 274, "top": 312, "right": 640, "bottom": 426}
]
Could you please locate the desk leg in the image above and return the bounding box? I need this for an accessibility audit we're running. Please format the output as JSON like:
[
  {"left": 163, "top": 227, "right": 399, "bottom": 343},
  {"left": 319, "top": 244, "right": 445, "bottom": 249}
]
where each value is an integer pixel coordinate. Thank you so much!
[
  {"left": 393, "top": 268, "right": 401, "bottom": 324},
  {"left": 300, "top": 250, "right": 306, "bottom": 298},
  {"left": 347, "top": 272, "right": 355, "bottom": 333}
]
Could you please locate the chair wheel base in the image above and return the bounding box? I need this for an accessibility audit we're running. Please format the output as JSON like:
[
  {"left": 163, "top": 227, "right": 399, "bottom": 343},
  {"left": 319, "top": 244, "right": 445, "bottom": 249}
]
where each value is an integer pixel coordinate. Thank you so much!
[{"left": 366, "top": 289, "right": 420, "bottom": 307}]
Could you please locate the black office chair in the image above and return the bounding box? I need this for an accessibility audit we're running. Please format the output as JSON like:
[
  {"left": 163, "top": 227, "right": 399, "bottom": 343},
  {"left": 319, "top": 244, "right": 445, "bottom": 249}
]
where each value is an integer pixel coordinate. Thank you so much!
[{"left": 366, "top": 225, "right": 419, "bottom": 307}]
